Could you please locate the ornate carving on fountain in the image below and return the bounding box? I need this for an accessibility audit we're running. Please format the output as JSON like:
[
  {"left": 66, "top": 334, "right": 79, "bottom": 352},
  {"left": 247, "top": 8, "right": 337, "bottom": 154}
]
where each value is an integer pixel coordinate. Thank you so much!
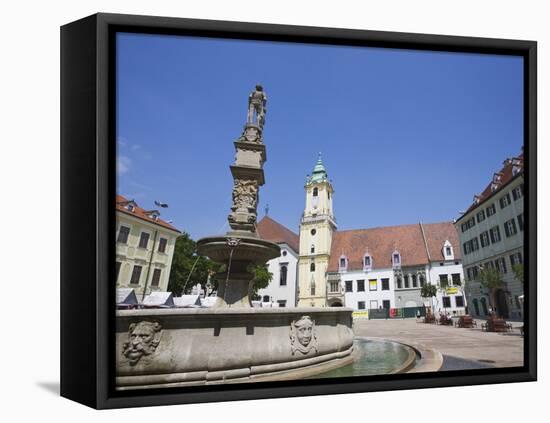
[
  {"left": 122, "top": 321, "right": 162, "bottom": 366},
  {"left": 290, "top": 315, "right": 318, "bottom": 355},
  {"left": 228, "top": 85, "right": 269, "bottom": 233}
]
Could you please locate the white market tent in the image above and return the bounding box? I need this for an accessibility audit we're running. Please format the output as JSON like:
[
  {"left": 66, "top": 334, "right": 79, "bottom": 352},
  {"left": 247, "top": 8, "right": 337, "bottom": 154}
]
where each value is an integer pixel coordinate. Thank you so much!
[
  {"left": 116, "top": 288, "right": 138, "bottom": 307},
  {"left": 173, "top": 295, "right": 201, "bottom": 308},
  {"left": 142, "top": 291, "right": 174, "bottom": 308}
]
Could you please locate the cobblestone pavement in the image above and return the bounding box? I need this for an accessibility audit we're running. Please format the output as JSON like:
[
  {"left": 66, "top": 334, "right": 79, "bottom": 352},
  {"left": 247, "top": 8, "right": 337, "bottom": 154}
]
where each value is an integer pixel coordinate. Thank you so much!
[{"left": 353, "top": 318, "right": 524, "bottom": 369}]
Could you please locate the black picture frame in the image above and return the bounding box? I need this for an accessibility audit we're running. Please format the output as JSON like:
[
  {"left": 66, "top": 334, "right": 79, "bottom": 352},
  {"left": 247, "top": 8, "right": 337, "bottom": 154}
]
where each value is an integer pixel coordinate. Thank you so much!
[{"left": 60, "top": 12, "right": 537, "bottom": 409}]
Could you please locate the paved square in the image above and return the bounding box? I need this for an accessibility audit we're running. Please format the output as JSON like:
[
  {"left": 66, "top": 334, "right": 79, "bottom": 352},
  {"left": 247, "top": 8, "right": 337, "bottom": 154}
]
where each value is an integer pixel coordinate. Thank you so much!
[{"left": 353, "top": 318, "right": 524, "bottom": 369}]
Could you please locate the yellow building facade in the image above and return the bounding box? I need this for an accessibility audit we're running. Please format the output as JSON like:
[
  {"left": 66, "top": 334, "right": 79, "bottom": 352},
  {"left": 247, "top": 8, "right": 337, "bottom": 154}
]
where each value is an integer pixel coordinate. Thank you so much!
[
  {"left": 297, "top": 155, "right": 337, "bottom": 307},
  {"left": 115, "top": 196, "right": 180, "bottom": 299}
]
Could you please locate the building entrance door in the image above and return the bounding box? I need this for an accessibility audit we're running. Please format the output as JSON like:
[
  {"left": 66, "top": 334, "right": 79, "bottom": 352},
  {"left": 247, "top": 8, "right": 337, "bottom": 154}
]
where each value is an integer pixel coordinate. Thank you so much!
[{"left": 495, "top": 289, "right": 509, "bottom": 318}]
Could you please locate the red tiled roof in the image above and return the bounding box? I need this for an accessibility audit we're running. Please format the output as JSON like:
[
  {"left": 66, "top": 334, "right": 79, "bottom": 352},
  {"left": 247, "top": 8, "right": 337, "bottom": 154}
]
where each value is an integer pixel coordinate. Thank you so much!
[
  {"left": 257, "top": 216, "right": 299, "bottom": 252},
  {"left": 116, "top": 195, "right": 181, "bottom": 233},
  {"left": 327, "top": 221, "right": 460, "bottom": 272},
  {"left": 458, "top": 152, "right": 524, "bottom": 221},
  {"left": 422, "top": 222, "right": 462, "bottom": 261}
]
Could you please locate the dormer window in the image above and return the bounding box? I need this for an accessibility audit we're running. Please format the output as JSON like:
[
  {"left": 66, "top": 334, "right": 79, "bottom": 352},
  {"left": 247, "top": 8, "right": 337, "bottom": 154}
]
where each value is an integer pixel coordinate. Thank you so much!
[
  {"left": 145, "top": 210, "right": 160, "bottom": 221},
  {"left": 363, "top": 254, "right": 372, "bottom": 271},
  {"left": 443, "top": 240, "right": 454, "bottom": 260},
  {"left": 339, "top": 255, "right": 348, "bottom": 272},
  {"left": 392, "top": 250, "right": 401, "bottom": 268},
  {"left": 124, "top": 200, "right": 137, "bottom": 212}
]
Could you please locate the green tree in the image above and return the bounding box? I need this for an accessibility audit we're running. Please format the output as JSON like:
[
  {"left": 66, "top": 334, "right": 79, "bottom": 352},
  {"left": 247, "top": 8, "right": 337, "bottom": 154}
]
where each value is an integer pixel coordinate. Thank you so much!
[
  {"left": 421, "top": 283, "right": 438, "bottom": 312},
  {"left": 167, "top": 233, "right": 222, "bottom": 296},
  {"left": 478, "top": 267, "right": 503, "bottom": 315},
  {"left": 248, "top": 264, "right": 273, "bottom": 298},
  {"left": 512, "top": 264, "right": 524, "bottom": 285}
]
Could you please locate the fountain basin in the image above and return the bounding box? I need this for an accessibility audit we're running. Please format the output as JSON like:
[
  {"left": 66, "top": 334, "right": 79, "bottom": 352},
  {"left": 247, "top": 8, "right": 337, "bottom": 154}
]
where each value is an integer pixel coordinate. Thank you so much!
[{"left": 116, "top": 307, "right": 354, "bottom": 390}]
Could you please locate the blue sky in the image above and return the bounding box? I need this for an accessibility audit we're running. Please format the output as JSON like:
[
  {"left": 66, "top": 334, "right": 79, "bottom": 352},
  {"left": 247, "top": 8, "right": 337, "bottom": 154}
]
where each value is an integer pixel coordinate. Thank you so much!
[{"left": 116, "top": 33, "right": 523, "bottom": 240}]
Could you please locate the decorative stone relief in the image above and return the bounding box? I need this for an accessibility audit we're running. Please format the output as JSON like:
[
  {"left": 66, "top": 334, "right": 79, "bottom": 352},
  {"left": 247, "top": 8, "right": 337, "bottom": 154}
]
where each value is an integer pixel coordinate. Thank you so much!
[
  {"left": 232, "top": 179, "right": 258, "bottom": 210},
  {"left": 290, "top": 315, "right": 318, "bottom": 355},
  {"left": 122, "top": 321, "right": 162, "bottom": 366}
]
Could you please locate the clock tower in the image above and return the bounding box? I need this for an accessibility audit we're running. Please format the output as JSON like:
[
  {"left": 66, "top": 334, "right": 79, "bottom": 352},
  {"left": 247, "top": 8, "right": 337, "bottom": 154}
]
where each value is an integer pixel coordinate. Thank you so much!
[{"left": 297, "top": 154, "right": 337, "bottom": 307}]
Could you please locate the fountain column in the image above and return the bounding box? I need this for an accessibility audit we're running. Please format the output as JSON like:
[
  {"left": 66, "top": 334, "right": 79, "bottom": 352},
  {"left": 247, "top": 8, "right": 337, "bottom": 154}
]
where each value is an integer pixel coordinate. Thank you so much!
[{"left": 197, "top": 85, "right": 280, "bottom": 308}]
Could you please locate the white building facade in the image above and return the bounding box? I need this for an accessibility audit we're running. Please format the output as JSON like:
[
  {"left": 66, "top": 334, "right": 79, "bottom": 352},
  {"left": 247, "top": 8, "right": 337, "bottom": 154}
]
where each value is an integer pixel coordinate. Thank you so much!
[
  {"left": 456, "top": 153, "right": 524, "bottom": 320},
  {"left": 256, "top": 216, "right": 300, "bottom": 307}
]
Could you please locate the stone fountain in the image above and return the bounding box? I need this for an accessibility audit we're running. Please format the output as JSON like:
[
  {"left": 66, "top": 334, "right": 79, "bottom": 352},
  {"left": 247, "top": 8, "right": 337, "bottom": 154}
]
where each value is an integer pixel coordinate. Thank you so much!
[{"left": 115, "top": 86, "right": 354, "bottom": 389}]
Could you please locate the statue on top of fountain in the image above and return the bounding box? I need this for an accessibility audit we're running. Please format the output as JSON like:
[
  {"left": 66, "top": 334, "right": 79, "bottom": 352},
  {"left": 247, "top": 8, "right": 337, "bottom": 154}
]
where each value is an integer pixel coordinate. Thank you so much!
[
  {"left": 247, "top": 84, "right": 267, "bottom": 129},
  {"left": 239, "top": 84, "right": 267, "bottom": 144}
]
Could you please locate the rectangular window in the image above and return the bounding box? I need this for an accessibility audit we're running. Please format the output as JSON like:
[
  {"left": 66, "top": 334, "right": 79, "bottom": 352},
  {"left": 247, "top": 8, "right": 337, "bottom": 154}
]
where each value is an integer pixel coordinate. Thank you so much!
[
  {"left": 499, "top": 193, "right": 511, "bottom": 209},
  {"left": 130, "top": 265, "right": 142, "bottom": 285},
  {"left": 383, "top": 300, "right": 391, "bottom": 309},
  {"left": 486, "top": 203, "right": 496, "bottom": 216},
  {"left": 310, "top": 286, "right": 315, "bottom": 296},
  {"left": 466, "top": 267, "right": 472, "bottom": 280},
  {"left": 439, "top": 274, "right": 449, "bottom": 288},
  {"left": 357, "top": 280, "right": 365, "bottom": 292},
  {"left": 358, "top": 301, "right": 366, "bottom": 310},
  {"left": 472, "top": 237, "right": 479, "bottom": 251},
  {"left": 480, "top": 231, "right": 490, "bottom": 247},
  {"left": 115, "top": 262, "right": 121, "bottom": 283},
  {"left": 138, "top": 232, "right": 150, "bottom": 249},
  {"left": 369, "top": 300, "right": 378, "bottom": 310},
  {"left": 490, "top": 226, "right": 501, "bottom": 243},
  {"left": 117, "top": 226, "right": 130, "bottom": 244},
  {"left": 504, "top": 218, "right": 518, "bottom": 237},
  {"left": 364, "top": 256, "right": 371, "bottom": 266},
  {"left": 477, "top": 210, "right": 486, "bottom": 223},
  {"left": 455, "top": 296, "right": 465, "bottom": 307},
  {"left": 495, "top": 257, "right": 507, "bottom": 274},
  {"left": 329, "top": 281, "right": 339, "bottom": 293},
  {"left": 452, "top": 273, "right": 461, "bottom": 285},
  {"left": 461, "top": 223, "right": 467, "bottom": 233},
  {"left": 510, "top": 252, "right": 523, "bottom": 266},
  {"left": 381, "top": 278, "right": 390, "bottom": 291},
  {"left": 517, "top": 213, "right": 524, "bottom": 231},
  {"left": 369, "top": 279, "right": 378, "bottom": 291},
  {"left": 442, "top": 296, "right": 451, "bottom": 308},
  {"left": 277, "top": 300, "right": 287, "bottom": 308},
  {"left": 151, "top": 268, "right": 162, "bottom": 286},
  {"left": 512, "top": 184, "right": 524, "bottom": 201},
  {"left": 345, "top": 280, "right": 353, "bottom": 292},
  {"left": 463, "top": 241, "right": 471, "bottom": 255},
  {"left": 158, "top": 237, "right": 168, "bottom": 253}
]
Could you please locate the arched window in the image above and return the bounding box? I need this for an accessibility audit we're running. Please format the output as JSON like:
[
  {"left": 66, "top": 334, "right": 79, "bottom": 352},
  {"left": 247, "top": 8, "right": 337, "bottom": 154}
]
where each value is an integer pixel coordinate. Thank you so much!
[
  {"left": 313, "top": 187, "right": 318, "bottom": 197},
  {"left": 412, "top": 274, "right": 417, "bottom": 287},
  {"left": 404, "top": 274, "right": 410, "bottom": 288},
  {"left": 419, "top": 274, "right": 426, "bottom": 286},
  {"left": 311, "top": 244, "right": 315, "bottom": 254},
  {"left": 473, "top": 298, "right": 480, "bottom": 316},
  {"left": 480, "top": 297, "right": 488, "bottom": 315},
  {"left": 280, "top": 265, "right": 287, "bottom": 286},
  {"left": 310, "top": 262, "right": 315, "bottom": 272},
  {"left": 397, "top": 277, "right": 403, "bottom": 289}
]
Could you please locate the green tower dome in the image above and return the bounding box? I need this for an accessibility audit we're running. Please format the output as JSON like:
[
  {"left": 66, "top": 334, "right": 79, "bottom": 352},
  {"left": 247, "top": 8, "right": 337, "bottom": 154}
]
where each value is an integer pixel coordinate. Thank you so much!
[{"left": 306, "top": 153, "right": 328, "bottom": 185}]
